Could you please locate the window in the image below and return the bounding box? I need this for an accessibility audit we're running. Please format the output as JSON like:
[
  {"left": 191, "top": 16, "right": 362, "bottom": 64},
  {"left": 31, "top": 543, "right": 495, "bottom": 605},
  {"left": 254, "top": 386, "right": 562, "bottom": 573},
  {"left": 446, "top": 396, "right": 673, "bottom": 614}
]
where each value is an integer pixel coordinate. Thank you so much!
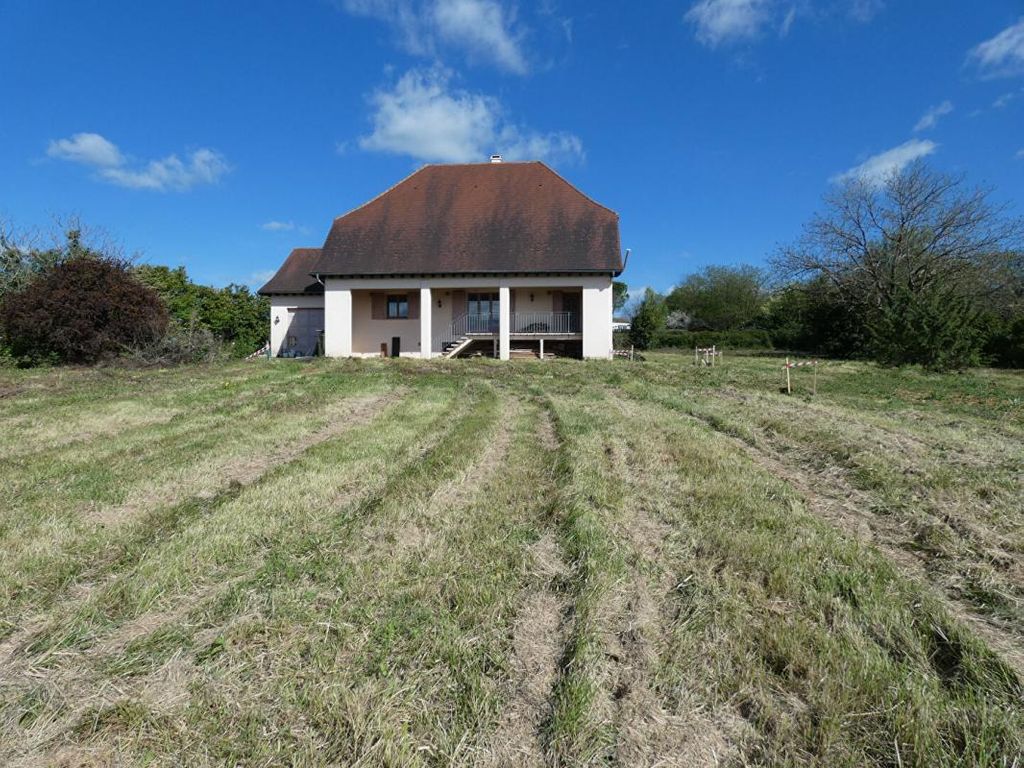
[
  {"left": 467, "top": 292, "right": 499, "bottom": 317},
  {"left": 386, "top": 294, "right": 409, "bottom": 319}
]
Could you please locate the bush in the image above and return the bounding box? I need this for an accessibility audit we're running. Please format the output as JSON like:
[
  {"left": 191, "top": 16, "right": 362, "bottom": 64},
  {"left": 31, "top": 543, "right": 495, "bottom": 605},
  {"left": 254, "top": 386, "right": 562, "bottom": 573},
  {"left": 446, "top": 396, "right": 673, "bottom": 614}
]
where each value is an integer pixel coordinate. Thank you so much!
[
  {"left": 760, "top": 279, "right": 869, "bottom": 357},
  {"left": 665, "top": 264, "right": 767, "bottom": 331},
  {"left": 628, "top": 289, "right": 667, "bottom": 350},
  {"left": 1, "top": 256, "right": 168, "bottom": 365},
  {"left": 123, "top": 320, "right": 227, "bottom": 366},
  {"left": 651, "top": 329, "right": 773, "bottom": 350},
  {"left": 985, "top": 314, "right": 1024, "bottom": 368},
  {"left": 135, "top": 265, "right": 269, "bottom": 357}
]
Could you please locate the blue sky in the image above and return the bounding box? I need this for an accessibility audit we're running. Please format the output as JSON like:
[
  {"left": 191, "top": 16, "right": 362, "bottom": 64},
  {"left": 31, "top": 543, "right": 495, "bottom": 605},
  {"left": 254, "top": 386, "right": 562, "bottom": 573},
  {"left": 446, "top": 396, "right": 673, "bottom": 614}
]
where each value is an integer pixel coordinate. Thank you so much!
[{"left": 2, "top": 1, "right": 1023, "bottom": 297}]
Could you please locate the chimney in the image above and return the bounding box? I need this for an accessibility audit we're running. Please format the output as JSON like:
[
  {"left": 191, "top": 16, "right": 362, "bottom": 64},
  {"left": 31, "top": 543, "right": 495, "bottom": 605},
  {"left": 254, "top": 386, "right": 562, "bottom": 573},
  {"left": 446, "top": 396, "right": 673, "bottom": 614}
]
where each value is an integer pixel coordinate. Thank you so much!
[{"left": 490, "top": 154, "right": 503, "bottom": 163}]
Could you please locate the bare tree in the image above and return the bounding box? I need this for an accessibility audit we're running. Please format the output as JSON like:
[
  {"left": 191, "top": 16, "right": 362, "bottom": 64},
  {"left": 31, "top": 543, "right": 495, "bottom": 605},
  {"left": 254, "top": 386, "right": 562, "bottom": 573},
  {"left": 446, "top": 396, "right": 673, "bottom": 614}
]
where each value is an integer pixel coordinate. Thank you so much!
[{"left": 774, "top": 162, "right": 1023, "bottom": 368}]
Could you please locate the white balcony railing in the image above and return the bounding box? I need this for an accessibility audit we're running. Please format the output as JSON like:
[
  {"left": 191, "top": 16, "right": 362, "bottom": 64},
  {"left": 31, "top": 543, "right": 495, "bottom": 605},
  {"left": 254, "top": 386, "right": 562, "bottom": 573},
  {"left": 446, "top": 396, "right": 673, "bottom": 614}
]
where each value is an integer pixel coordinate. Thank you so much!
[
  {"left": 436, "top": 311, "right": 580, "bottom": 354},
  {"left": 510, "top": 312, "right": 579, "bottom": 334}
]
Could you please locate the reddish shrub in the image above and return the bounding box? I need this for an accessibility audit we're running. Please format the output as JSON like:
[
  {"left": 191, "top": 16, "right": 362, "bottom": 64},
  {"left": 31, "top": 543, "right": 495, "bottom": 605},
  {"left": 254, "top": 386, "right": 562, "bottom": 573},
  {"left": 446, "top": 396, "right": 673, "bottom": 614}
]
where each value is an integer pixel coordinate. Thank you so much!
[{"left": 1, "top": 257, "right": 169, "bottom": 365}]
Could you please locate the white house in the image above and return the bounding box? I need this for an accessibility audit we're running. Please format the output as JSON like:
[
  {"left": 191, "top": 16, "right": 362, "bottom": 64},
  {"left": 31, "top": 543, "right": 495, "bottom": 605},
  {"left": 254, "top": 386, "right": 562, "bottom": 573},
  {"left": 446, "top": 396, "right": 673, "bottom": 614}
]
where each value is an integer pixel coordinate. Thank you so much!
[{"left": 259, "top": 159, "right": 624, "bottom": 360}]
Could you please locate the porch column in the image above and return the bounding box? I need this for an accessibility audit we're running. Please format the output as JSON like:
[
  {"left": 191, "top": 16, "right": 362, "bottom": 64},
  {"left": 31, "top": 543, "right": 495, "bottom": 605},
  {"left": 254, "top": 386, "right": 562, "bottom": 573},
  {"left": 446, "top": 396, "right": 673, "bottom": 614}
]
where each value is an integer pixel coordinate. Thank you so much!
[
  {"left": 498, "top": 283, "right": 510, "bottom": 360},
  {"left": 582, "top": 281, "right": 613, "bottom": 359},
  {"left": 324, "top": 284, "right": 352, "bottom": 357},
  {"left": 419, "top": 286, "right": 432, "bottom": 359}
]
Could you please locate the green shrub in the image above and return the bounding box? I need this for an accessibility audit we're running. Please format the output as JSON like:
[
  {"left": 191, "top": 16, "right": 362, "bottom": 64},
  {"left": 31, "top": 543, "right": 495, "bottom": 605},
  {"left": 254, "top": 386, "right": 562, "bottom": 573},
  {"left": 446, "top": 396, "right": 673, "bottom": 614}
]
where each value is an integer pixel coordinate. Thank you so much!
[
  {"left": 135, "top": 265, "right": 268, "bottom": 357},
  {"left": 1, "top": 255, "right": 168, "bottom": 366},
  {"left": 628, "top": 289, "right": 667, "bottom": 350},
  {"left": 651, "top": 329, "right": 773, "bottom": 350}
]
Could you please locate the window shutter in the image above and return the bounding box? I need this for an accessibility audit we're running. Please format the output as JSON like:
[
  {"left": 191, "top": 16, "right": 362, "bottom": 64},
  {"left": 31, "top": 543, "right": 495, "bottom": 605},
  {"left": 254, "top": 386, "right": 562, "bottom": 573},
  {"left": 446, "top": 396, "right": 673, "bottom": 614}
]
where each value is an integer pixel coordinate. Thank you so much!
[
  {"left": 552, "top": 291, "right": 563, "bottom": 313},
  {"left": 510, "top": 290, "right": 516, "bottom": 313},
  {"left": 371, "top": 293, "right": 386, "bottom": 320},
  {"left": 408, "top": 291, "right": 419, "bottom": 319},
  {"left": 451, "top": 290, "right": 466, "bottom": 318}
]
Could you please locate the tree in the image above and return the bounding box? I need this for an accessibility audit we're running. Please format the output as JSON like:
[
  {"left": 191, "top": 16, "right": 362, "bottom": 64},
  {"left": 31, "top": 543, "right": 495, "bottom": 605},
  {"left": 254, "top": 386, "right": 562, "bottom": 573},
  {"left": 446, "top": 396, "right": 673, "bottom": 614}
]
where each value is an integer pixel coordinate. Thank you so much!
[
  {"left": 665, "top": 265, "right": 767, "bottom": 331},
  {"left": 761, "top": 276, "right": 868, "bottom": 356},
  {"left": 135, "top": 265, "right": 269, "bottom": 356},
  {"left": 774, "top": 163, "right": 1023, "bottom": 369},
  {"left": 1, "top": 232, "right": 168, "bottom": 365},
  {"left": 628, "top": 289, "right": 667, "bottom": 350},
  {"left": 613, "top": 280, "right": 629, "bottom": 312},
  {"left": 1, "top": 221, "right": 73, "bottom": 301}
]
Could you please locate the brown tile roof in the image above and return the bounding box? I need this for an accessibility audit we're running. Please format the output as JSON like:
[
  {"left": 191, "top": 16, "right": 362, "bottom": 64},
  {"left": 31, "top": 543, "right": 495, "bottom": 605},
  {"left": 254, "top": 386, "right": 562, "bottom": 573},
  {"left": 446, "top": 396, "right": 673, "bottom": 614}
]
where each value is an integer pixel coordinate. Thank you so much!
[
  {"left": 257, "top": 248, "right": 323, "bottom": 295},
  {"left": 310, "top": 162, "right": 622, "bottom": 277}
]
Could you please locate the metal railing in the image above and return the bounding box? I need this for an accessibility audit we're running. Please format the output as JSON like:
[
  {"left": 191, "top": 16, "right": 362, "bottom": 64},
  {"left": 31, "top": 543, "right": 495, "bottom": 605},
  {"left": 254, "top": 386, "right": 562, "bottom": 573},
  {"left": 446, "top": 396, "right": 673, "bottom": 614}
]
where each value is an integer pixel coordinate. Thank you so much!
[
  {"left": 511, "top": 311, "right": 579, "bottom": 334},
  {"left": 436, "top": 312, "right": 580, "bottom": 355}
]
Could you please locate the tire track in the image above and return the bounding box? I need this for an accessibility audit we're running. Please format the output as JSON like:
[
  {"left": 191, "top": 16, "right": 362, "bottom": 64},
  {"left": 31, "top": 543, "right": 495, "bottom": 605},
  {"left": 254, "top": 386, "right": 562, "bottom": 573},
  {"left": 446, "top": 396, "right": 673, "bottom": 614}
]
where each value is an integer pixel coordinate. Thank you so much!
[{"left": 661, "top": 395, "right": 1024, "bottom": 682}]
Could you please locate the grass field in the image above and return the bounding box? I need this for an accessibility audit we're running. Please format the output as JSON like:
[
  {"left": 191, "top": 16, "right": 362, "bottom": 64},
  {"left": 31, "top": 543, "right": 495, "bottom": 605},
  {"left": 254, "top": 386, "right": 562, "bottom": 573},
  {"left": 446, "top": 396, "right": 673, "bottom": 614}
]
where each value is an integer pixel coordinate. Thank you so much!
[{"left": 1, "top": 354, "right": 1022, "bottom": 767}]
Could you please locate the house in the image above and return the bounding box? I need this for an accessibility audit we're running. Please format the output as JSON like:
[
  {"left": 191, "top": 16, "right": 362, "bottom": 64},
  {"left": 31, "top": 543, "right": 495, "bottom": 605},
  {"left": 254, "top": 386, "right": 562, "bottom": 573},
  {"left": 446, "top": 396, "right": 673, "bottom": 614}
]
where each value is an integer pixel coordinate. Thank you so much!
[{"left": 258, "top": 158, "right": 624, "bottom": 360}]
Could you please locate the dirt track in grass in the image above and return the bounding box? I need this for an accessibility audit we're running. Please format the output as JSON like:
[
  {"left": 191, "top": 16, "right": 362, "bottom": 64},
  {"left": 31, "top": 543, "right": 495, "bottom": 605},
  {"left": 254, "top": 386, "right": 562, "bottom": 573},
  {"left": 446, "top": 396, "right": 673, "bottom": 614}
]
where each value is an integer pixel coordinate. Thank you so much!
[{"left": 1, "top": 355, "right": 1022, "bottom": 766}]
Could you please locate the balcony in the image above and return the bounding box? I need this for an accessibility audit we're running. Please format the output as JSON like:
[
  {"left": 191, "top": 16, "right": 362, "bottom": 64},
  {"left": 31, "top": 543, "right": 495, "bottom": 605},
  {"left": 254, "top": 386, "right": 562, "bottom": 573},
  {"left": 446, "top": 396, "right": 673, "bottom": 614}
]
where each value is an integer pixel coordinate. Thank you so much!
[
  {"left": 439, "top": 311, "right": 580, "bottom": 357},
  {"left": 510, "top": 311, "right": 579, "bottom": 335}
]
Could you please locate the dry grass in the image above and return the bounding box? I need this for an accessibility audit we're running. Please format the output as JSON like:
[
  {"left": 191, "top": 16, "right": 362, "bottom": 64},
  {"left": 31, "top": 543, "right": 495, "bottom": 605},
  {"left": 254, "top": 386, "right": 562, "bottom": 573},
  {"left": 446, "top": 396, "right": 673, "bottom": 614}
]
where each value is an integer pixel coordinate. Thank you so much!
[{"left": 1, "top": 354, "right": 1022, "bottom": 766}]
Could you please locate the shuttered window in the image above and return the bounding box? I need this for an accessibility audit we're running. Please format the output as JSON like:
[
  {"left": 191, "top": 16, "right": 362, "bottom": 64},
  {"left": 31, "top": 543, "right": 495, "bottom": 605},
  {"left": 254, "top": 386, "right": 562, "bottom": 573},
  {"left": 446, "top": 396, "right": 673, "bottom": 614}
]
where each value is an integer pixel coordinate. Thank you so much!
[{"left": 387, "top": 295, "right": 409, "bottom": 319}]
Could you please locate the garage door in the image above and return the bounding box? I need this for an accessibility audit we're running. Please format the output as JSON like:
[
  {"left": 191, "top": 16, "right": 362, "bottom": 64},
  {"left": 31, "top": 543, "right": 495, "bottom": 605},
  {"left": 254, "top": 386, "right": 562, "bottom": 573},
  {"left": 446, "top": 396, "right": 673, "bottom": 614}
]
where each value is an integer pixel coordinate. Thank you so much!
[{"left": 281, "top": 308, "right": 324, "bottom": 356}]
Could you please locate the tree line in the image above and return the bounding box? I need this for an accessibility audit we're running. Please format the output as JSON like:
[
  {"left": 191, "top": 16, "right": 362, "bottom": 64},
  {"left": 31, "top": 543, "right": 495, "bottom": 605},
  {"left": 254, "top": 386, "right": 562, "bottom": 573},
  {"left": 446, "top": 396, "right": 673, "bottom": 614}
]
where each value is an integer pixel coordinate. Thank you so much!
[
  {"left": 0, "top": 222, "right": 268, "bottom": 366},
  {"left": 628, "top": 163, "right": 1023, "bottom": 370}
]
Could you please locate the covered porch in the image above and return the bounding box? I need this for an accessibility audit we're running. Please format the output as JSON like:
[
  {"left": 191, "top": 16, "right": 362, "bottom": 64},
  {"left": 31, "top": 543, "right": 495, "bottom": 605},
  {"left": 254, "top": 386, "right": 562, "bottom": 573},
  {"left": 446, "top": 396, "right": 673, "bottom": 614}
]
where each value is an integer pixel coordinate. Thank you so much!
[{"left": 323, "top": 277, "right": 613, "bottom": 360}]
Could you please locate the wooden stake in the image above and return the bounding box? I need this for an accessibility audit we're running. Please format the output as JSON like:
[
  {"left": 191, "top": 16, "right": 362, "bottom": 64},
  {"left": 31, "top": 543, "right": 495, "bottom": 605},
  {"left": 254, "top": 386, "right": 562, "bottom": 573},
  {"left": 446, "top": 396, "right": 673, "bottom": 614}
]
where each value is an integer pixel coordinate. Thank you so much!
[
  {"left": 695, "top": 346, "right": 699, "bottom": 366},
  {"left": 785, "top": 357, "right": 791, "bottom": 394}
]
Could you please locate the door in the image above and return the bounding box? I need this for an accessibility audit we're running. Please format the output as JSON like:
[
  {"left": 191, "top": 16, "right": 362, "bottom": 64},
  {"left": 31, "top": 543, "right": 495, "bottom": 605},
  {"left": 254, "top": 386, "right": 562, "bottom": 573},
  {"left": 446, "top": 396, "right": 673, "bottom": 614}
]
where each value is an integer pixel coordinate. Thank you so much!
[
  {"left": 467, "top": 292, "right": 500, "bottom": 333},
  {"left": 562, "top": 293, "right": 582, "bottom": 333}
]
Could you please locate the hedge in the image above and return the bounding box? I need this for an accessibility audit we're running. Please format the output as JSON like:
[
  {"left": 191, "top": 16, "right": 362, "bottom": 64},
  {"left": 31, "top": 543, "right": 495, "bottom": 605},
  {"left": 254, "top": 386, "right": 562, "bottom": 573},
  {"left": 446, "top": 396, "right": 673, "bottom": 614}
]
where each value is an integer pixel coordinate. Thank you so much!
[{"left": 650, "top": 329, "right": 774, "bottom": 349}]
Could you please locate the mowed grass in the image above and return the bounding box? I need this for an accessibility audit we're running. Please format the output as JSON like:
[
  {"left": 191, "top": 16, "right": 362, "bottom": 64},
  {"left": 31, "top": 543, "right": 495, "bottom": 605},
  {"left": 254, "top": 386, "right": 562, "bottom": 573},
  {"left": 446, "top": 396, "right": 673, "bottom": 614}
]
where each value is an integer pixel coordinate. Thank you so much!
[{"left": 0, "top": 354, "right": 1022, "bottom": 767}]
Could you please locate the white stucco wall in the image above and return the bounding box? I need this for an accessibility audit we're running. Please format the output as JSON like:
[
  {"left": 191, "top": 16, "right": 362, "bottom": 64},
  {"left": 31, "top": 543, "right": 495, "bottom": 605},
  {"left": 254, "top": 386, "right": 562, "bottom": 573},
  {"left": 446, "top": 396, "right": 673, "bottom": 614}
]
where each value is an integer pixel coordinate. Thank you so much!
[
  {"left": 323, "top": 287, "right": 352, "bottom": 357},
  {"left": 582, "top": 281, "right": 614, "bottom": 359},
  {"left": 431, "top": 290, "right": 453, "bottom": 354},
  {"left": 269, "top": 295, "right": 325, "bottom": 356},
  {"left": 348, "top": 290, "right": 422, "bottom": 356},
  {"left": 510, "top": 287, "right": 554, "bottom": 313}
]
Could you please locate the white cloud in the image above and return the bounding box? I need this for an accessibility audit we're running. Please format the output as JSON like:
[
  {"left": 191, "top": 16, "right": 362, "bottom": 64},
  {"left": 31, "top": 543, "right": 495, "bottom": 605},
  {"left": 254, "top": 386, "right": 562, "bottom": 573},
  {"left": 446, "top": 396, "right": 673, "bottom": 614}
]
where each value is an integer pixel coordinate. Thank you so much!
[
  {"left": 684, "top": 1, "right": 885, "bottom": 48},
  {"left": 358, "top": 67, "right": 583, "bottom": 165},
  {"left": 848, "top": 0, "right": 884, "bottom": 23},
  {"left": 248, "top": 269, "right": 277, "bottom": 288},
  {"left": 47, "top": 133, "right": 124, "bottom": 167},
  {"left": 1016, "top": 149, "right": 1024, "bottom": 161},
  {"left": 341, "top": 0, "right": 527, "bottom": 74},
  {"left": 969, "top": 17, "right": 1024, "bottom": 78},
  {"left": 47, "top": 133, "right": 229, "bottom": 192},
  {"left": 831, "top": 139, "right": 938, "bottom": 187},
  {"left": 99, "top": 149, "right": 229, "bottom": 191},
  {"left": 993, "top": 92, "right": 1015, "bottom": 108},
  {"left": 779, "top": 6, "right": 797, "bottom": 37},
  {"left": 261, "top": 220, "right": 296, "bottom": 232},
  {"left": 913, "top": 100, "right": 953, "bottom": 132},
  {"left": 685, "top": 0, "right": 770, "bottom": 47},
  {"left": 434, "top": 0, "right": 527, "bottom": 74}
]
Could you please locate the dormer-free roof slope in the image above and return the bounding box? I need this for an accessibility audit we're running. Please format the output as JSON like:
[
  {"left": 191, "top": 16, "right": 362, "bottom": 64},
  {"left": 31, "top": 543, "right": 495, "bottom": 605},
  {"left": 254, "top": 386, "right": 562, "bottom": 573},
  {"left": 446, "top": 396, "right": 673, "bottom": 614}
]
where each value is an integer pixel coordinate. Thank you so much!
[
  {"left": 310, "top": 162, "right": 622, "bottom": 277},
  {"left": 258, "top": 248, "right": 323, "bottom": 295}
]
